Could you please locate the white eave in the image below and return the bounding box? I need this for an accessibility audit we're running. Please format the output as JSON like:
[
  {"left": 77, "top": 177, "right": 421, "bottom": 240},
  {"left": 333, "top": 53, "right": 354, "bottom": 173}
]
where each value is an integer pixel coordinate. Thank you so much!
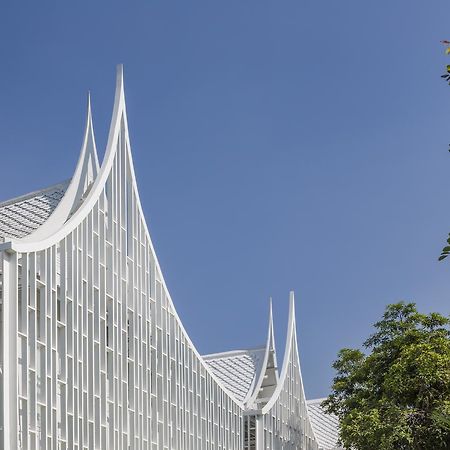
[
  {"left": 203, "top": 347, "right": 266, "bottom": 404},
  {"left": 0, "top": 180, "right": 70, "bottom": 240}
]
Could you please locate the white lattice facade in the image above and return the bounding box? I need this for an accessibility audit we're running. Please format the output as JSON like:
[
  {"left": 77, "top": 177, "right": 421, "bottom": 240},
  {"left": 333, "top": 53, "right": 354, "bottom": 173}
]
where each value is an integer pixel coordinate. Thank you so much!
[{"left": 0, "top": 67, "right": 339, "bottom": 450}]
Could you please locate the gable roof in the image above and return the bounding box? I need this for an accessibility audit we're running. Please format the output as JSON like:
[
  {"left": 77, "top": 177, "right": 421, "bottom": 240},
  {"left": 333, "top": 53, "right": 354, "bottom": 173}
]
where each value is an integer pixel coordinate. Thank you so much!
[
  {"left": 307, "top": 398, "right": 342, "bottom": 450},
  {"left": 0, "top": 181, "right": 70, "bottom": 240},
  {"left": 203, "top": 347, "right": 266, "bottom": 403}
]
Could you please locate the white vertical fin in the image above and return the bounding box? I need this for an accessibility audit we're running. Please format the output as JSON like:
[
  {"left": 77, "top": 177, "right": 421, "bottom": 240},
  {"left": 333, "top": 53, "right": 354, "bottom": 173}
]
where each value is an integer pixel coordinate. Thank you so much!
[
  {"left": 246, "top": 298, "right": 279, "bottom": 409},
  {"left": 1, "top": 251, "right": 19, "bottom": 449}
]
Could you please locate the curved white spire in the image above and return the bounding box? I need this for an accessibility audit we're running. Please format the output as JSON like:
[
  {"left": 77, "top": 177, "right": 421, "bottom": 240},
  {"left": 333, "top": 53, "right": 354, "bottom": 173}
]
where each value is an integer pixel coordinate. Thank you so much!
[
  {"left": 0, "top": 67, "right": 128, "bottom": 252},
  {"left": 260, "top": 292, "right": 320, "bottom": 450},
  {"left": 245, "top": 298, "right": 279, "bottom": 409},
  {"left": 19, "top": 91, "right": 100, "bottom": 241},
  {"left": 262, "top": 291, "right": 305, "bottom": 414},
  {"left": 70, "top": 91, "right": 100, "bottom": 214}
]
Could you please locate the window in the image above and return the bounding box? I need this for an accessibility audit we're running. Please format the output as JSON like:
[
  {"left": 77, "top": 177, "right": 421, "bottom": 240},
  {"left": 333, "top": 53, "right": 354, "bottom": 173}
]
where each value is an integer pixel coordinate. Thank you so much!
[{"left": 244, "top": 415, "right": 256, "bottom": 450}]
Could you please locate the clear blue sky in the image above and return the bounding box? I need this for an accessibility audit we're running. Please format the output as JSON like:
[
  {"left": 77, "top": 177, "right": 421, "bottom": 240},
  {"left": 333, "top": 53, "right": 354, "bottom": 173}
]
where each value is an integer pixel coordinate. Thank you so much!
[{"left": 1, "top": 1, "right": 449, "bottom": 398}]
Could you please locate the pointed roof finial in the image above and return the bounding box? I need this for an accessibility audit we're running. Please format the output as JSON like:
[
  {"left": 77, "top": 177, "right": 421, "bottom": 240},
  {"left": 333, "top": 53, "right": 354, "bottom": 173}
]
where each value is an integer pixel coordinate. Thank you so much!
[
  {"left": 117, "top": 63, "right": 124, "bottom": 78},
  {"left": 289, "top": 290, "right": 296, "bottom": 320},
  {"left": 104, "top": 64, "right": 127, "bottom": 159},
  {"left": 68, "top": 90, "right": 100, "bottom": 212},
  {"left": 87, "top": 90, "right": 92, "bottom": 112},
  {"left": 81, "top": 90, "right": 99, "bottom": 175},
  {"left": 21, "top": 89, "right": 100, "bottom": 241},
  {"left": 245, "top": 296, "right": 279, "bottom": 408},
  {"left": 268, "top": 296, "right": 274, "bottom": 349},
  {"left": 260, "top": 291, "right": 302, "bottom": 413},
  {"left": 116, "top": 64, "right": 125, "bottom": 97},
  {"left": 86, "top": 91, "right": 94, "bottom": 130}
]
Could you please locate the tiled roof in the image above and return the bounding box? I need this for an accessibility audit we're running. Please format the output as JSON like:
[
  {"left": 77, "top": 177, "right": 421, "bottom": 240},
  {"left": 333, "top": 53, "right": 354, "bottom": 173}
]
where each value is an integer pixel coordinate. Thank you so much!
[
  {"left": 307, "top": 398, "right": 342, "bottom": 450},
  {"left": 203, "top": 347, "right": 266, "bottom": 403},
  {"left": 204, "top": 350, "right": 341, "bottom": 449},
  {"left": 0, "top": 181, "right": 69, "bottom": 240}
]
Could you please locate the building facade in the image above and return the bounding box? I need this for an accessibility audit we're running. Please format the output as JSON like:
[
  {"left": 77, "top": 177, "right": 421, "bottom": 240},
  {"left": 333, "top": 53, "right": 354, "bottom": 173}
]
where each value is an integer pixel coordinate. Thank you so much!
[{"left": 0, "top": 67, "right": 339, "bottom": 450}]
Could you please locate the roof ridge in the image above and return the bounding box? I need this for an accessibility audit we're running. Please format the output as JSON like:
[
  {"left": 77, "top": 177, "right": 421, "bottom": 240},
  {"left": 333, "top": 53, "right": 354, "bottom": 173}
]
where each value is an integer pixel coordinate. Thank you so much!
[
  {"left": 306, "top": 397, "right": 328, "bottom": 403},
  {"left": 0, "top": 179, "right": 71, "bottom": 209},
  {"left": 202, "top": 346, "right": 265, "bottom": 361}
]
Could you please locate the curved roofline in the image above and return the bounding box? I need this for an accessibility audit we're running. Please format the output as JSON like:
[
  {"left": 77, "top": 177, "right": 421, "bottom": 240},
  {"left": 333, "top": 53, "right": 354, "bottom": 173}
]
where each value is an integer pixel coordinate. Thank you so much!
[
  {"left": 18, "top": 92, "right": 99, "bottom": 243},
  {"left": 203, "top": 346, "right": 266, "bottom": 404},
  {"left": 245, "top": 298, "right": 279, "bottom": 407},
  {"left": 202, "top": 346, "right": 265, "bottom": 361},
  {"left": 112, "top": 66, "right": 246, "bottom": 408},
  {"left": 261, "top": 292, "right": 295, "bottom": 413},
  {"left": 0, "top": 69, "right": 122, "bottom": 253},
  {"left": 261, "top": 291, "right": 317, "bottom": 440},
  {"left": 0, "top": 66, "right": 246, "bottom": 408}
]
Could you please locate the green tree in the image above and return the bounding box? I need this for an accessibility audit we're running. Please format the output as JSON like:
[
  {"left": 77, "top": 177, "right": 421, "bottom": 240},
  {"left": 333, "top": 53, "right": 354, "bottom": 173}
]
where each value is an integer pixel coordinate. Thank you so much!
[
  {"left": 439, "top": 41, "right": 450, "bottom": 261},
  {"left": 440, "top": 40, "right": 450, "bottom": 87},
  {"left": 323, "top": 302, "right": 450, "bottom": 449}
]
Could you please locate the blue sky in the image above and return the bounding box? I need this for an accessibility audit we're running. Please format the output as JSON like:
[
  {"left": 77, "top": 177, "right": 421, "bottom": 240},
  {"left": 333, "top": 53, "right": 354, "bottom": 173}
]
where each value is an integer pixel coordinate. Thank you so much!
[{"left": 1, "top": 1, "right": 450, "bottom": 398}]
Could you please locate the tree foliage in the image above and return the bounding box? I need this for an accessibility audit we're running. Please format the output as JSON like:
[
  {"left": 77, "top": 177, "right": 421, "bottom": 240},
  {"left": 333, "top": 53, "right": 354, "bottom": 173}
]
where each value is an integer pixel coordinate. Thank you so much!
[
  {"left": 441, "top": 40, "right": 450, "bottom": 86},
  {"left": 323, "top": 302, "right": 450, "bottom": 449},
  {"left": 440, "top": 41, "right": 450, "bottom": 261}
]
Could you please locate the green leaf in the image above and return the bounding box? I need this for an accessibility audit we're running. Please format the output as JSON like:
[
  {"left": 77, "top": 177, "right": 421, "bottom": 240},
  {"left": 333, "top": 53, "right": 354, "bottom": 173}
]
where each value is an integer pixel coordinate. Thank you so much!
[{"left": 327, "top": 302, "right": 450, "bottom": 449}]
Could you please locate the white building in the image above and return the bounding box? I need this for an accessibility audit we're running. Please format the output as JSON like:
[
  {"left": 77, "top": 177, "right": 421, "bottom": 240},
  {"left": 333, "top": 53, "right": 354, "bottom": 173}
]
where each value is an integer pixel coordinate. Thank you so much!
[{"left": 0, "top": 66, "right": 340, "bottom": 450}]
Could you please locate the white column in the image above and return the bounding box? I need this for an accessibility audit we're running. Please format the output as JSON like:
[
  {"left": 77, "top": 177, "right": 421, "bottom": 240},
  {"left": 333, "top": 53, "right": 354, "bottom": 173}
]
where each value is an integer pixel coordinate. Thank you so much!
[
  {"left": 255, "top": 415, "right": 264, "bottom": 450},
  {"left": 2, "top": 250, "right": 18, "bottom": 450}
]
